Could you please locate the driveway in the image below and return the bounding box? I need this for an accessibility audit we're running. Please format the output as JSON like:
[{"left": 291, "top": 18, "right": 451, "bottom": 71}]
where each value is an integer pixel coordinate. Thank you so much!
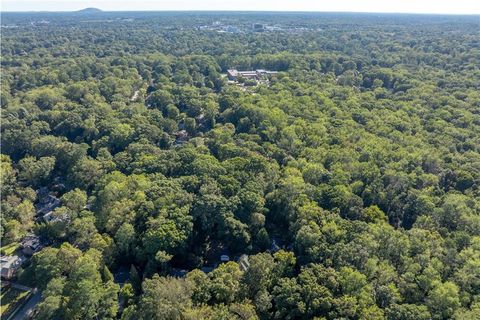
[{"left": 11, "top": 289, "right": 42, "bottom": 320}]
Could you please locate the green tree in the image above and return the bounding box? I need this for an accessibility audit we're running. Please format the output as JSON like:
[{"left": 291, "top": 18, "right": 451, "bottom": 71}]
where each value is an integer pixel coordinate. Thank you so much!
[
  {"left": 137, "top": 274, "right": 193, "bottom": 320},
  {"left": 18, "top": 156, "right": 56, "bottom": 187},
  {"left": 427, "top": 281, "right": 461, "bottom": 320},
  {"left": 386, "top": 304, "right": 431, "bottom": 320},
  {"left": 209, "top": 262, "right": 243, "bottom": 304}
]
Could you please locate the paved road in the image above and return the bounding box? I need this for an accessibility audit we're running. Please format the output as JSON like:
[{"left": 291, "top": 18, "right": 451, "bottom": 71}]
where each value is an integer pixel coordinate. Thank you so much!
[
  {"left": 10, "top": 283, "right": 32, "bottom": 291},
  {"left": 12, "top": 290, "right": 42, "bottom": 320}
]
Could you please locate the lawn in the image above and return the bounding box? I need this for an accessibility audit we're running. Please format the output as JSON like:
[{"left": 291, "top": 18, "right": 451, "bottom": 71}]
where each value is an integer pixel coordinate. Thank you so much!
[
  {"left": 0, "top": 243, "right": 20, "bottom": 255},
  {"left": 0, "top": 287, "right": 29, "bottom": 318}
]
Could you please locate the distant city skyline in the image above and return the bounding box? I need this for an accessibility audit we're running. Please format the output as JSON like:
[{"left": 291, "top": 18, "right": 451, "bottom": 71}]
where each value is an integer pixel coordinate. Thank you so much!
[{"left": 2, "top": 0, "right": 480, "bottom": 14}]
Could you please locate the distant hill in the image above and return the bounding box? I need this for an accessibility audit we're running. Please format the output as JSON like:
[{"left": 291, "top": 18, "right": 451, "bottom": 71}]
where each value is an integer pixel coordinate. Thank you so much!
[{"left": 76, "top": 8, "right": 102, "bottom": 13}]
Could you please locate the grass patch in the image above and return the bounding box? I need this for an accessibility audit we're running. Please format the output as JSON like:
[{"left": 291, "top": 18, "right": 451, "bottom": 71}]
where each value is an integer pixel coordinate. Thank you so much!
[
  {"left": 0, "top": 287, "right": 29, "bottom": 317},
  {"left": 0, "top": 243, "right": 20, "bottom": 255}
]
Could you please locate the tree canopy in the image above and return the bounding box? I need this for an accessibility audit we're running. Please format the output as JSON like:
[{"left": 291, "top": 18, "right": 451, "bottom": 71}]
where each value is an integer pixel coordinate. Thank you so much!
[{"left": 1, "top": 11, "right": 479, "bottom": 320}]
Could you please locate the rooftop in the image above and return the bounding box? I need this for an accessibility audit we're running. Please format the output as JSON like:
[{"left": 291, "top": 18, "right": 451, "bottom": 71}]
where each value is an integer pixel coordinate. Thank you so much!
[
  {"left": 21, "top": 234, "right": 42, "bottom": 250},
  {"left": 0, "top": 255, "right": 21, "bottom": 269}
]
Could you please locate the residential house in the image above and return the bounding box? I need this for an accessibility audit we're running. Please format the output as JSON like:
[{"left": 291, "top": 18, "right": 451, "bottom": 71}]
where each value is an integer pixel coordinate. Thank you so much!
[
  {"left": 1, "top": 255, "right": 22, "bottom": 280},
  {"left": 21, "top": 234, "right": 42, "bottom": 256},
  {"left": 42, "top": 211, "right": 68, "bottom": 224},
  {"left": 36, "top": 194, "right": 61, "bottom": 216}
]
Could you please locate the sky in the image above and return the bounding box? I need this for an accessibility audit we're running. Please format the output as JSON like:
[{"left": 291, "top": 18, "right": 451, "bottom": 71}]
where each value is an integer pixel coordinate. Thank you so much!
[{"left": 2, "top": 0, "right": 480, "bottom": 14}]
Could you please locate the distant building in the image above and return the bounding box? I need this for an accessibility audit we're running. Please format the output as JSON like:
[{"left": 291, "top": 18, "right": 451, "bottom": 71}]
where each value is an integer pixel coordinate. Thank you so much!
[
  {"left": 227, "top": 69, "right": 239, "bottom": 80},
  {"left": 226, "top": 26, "right": 239, "bottom": 33},
  {"left": 239, "top": 71, "right": 258, "bottom": 79},
  {"left": 21, "top": 234, "right": 42, "bottom": 256},
  {"left": 262, "top": 70, "right": 279, "bottom": 76},
  {"left": 227, "top": 69, "right": 278, "bottom": 81},
  {"left": 1, "top": 255, "right": 22, "bottom": 279},
  {"left": 253, "top": 23, "right": 265, "bottom": 32}
]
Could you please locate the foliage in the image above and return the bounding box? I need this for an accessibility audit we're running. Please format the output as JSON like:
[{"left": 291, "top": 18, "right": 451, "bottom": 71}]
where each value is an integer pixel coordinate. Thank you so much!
[{"left": 1, "top": 11, "right": 479, "bottom": 320}]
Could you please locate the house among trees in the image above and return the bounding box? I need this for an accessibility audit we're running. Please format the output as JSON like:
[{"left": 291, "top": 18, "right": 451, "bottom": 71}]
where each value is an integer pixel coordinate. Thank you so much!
[
  {"left": 1, "top": 255, "right": 22, "bottom": 280},
  {"left": 227, "top": 69, "right": 278, "bottom": 81},
  {"left": 36, "top": 194, "right": 61, "bottom": 216},
  {"left": 36, "top": 189, "right": 62, "bottom": 223},
  {"left": 42, "top": 210, "right": 68, "bottom": 224},
  {"left": 252, "top": 23, "right": 265, "bottom": 32},
  {"left": 21, "top": 234, "right": 43, "bottom": 256}
]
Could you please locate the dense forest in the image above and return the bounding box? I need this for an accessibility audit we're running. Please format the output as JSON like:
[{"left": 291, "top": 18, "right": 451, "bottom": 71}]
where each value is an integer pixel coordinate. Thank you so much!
[{"left": 1, "top": 11, "right": 480, "bottom": 320}]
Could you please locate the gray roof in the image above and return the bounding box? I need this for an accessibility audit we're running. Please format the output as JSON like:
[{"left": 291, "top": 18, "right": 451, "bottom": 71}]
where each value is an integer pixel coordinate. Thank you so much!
[{"left": 0, "top": 255, "right": 21, "bottom": 269}]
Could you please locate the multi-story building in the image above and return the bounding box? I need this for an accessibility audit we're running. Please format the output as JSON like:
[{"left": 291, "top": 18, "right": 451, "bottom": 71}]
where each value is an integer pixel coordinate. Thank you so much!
[{"left": 227, "top": 69, "right": 278, "bottom": 81}]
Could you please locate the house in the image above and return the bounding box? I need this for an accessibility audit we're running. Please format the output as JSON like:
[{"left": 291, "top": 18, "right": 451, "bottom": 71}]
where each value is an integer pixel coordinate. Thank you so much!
[
  {"left": 21, "top": 234, "right": 42, "bottom": 256},
  {"left": 252, "top": 23, "right": 265, "bottom": 32},
  {"left": 42, "top": 210, "right": 67, "bottom": 224},
  {"left": 43, "top": 211, "right": 55, "bottom": 223},
  {"left": 1, "top": 255, "right": 22, "bottom": 280},
  {"left": 227, "top": 69, "right": 278, "bottom": 82},
  {"left": 36, "top": 194, "right": 61, "bottom": 216},
  {"left": 227, "top": 69, "right": 239, "bottom": 80},
  {"left": 36, "top": 190, "right": 64, "bottom": 224}
]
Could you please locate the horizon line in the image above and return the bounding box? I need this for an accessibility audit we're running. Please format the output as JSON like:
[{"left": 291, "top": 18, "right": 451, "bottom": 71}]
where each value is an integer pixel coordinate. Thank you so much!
[{"left": 2, "top": 9, "right": 480, "bottom": 16}]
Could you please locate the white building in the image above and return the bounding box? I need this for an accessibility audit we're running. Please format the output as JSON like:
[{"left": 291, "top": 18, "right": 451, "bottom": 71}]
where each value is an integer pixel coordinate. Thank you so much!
[{"left": 1, "top": 255, "right": 22, "bottom": 279}]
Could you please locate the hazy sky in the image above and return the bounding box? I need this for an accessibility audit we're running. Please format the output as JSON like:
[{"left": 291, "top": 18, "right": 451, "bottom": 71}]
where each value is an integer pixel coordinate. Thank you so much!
[{"left": 2, "top": 0, "right": 480, "bottom": 14}]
